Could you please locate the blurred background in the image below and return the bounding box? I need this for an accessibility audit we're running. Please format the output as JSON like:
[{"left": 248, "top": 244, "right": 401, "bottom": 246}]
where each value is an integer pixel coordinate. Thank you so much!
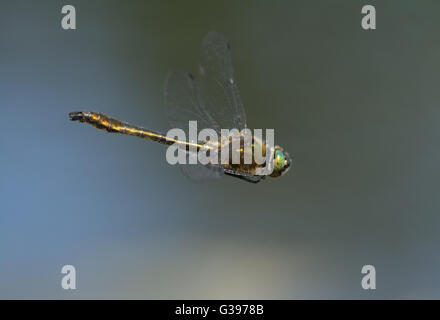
[{"left": 1, "top": 0, "right": 440, "bottom": 299}]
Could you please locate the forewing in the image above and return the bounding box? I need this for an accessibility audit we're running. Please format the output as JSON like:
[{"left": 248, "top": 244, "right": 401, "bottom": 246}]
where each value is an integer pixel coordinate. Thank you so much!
[
  {"left": 164, "top": 32, "right": 249, "bottom": 181},
  {"left": 196, "top": 31, "right": 247, "bottom": 132}
]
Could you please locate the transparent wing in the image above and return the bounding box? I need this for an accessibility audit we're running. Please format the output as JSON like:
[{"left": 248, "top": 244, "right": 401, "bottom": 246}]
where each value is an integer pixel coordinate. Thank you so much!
[
  {"left": 164, "top": 32, "right": 247, "bottom": 134},
  {"left": 179, "top": 152, "right": 224, "bottom": 182},
  {"left": 196, "top": 31, "right": 247, "bottom": 132},
  {"left": 164, "top": 70, "right": 217, "bottom": 136},
  {"left": 164, "top": 70, "right": 224, "bottom": 181},
  {"left": 163, "top": 32, "right": 248, "bottom": 181}
]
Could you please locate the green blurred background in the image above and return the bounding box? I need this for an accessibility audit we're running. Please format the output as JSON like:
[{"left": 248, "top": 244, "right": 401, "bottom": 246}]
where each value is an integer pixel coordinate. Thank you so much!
[{"left": 1, "top": 0, "right": 440, "bottom": 298}]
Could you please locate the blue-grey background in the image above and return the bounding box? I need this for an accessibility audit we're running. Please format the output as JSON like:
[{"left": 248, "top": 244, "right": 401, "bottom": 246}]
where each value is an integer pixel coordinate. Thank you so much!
[{"left": 1, "top": 0, "right": 439, "bottom": 299}]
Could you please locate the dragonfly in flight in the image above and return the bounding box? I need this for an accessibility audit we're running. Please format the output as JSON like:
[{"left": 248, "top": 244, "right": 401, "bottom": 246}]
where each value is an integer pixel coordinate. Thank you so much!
[{"left": 69, "top": 32, "right": 291, "bottom": 183}]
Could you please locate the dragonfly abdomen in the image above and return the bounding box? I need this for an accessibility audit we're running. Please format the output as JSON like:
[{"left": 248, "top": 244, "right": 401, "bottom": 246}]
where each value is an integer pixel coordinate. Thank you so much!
[
  {"left": 69, "top": 111, "right": 204, "bottom": 151},
  {"left": 69, "top": 111, "right": 171, "bottom": 142}
]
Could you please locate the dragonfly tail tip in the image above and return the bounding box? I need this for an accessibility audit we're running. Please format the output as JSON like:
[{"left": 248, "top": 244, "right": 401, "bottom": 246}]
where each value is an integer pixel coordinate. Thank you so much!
[{"left": 69, "top": 111, "right": 86, "bottom": 122}]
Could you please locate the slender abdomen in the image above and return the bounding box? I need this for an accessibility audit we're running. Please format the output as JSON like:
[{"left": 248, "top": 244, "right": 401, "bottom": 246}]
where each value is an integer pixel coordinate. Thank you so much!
[{"left": 69, "top": 111, "right": 202, "bottom": 151}]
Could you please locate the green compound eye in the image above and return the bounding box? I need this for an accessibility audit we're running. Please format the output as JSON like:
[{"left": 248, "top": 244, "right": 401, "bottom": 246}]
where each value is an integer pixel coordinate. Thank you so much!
[
  {"left": 270, "top": 147, "right": 292, "bottom": 178},
  {"left": 274, "top": 149, "right": 285, "bottom": 171}
]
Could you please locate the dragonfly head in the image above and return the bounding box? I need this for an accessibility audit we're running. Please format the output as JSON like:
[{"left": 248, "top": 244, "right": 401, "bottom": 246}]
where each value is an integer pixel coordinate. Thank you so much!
[{"left": 269, "top": 146, "right": 292, "bottom": 178}]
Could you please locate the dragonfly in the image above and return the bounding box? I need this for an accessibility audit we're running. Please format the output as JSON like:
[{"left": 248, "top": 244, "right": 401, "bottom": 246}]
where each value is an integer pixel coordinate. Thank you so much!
[{"left": 69, "top": 32, "right": 292, "bottom": 183}]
